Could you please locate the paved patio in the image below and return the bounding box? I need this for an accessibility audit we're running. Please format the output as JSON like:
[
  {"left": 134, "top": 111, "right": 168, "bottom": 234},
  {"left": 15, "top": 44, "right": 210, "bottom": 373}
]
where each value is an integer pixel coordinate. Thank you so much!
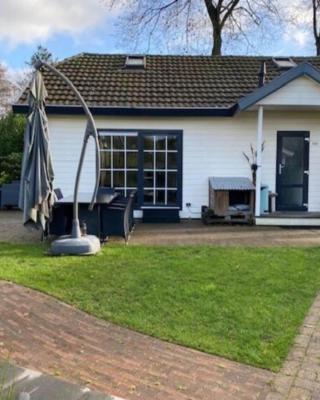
[
  {"left": 130, "top": 221, "right": 320, "bottom": 246},
  {"left": 0, "top": 281, "right": 274, "bottom": 400},
  {"left": 1, "top": 210, "right": 320, "bottom": 246}
]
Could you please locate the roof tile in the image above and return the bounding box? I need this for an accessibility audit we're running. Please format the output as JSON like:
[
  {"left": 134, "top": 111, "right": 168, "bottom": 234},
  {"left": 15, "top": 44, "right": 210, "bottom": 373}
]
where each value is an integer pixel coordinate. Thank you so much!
[{"left": 16, "top": 53, "right": 320, "bottom": 109}]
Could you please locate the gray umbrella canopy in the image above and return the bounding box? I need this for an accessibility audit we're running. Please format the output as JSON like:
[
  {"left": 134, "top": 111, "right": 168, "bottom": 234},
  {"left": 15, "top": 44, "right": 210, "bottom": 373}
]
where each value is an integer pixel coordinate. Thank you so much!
[{"left": 19, "top": 70, "right": 55, "bottom": 231}]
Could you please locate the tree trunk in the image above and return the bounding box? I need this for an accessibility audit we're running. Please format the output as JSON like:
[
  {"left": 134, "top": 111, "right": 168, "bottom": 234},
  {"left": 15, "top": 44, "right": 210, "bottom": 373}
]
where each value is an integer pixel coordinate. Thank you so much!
[
  {"left": 212, "top": 28, "right": 222, "bottom": 55},
  {"left": 316, "top": 37, "right": 320, "bottom": 55}
]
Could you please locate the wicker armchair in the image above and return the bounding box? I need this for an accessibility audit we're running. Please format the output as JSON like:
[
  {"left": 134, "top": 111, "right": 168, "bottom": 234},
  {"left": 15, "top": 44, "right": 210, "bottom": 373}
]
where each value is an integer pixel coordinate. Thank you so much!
[{"left": 100, "top": 191, "right": 136, "bottom": 243}]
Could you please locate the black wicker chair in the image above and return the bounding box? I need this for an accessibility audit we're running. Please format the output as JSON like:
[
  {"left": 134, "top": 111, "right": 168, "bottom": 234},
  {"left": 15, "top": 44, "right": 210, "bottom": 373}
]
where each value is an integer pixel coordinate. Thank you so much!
[
  {"left": 112, "top": 191, "right": 136, "bottom": 231},
  {"left": 49, "top": 188, "right": 70, "bottom": 236},
  {"left": 100, "top": 191, "right": 136, "bottom": 243}
]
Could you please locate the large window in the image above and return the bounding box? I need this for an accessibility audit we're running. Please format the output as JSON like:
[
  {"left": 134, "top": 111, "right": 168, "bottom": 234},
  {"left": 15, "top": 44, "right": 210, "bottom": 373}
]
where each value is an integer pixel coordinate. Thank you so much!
[
  {"left": 99, "top": 132, "right": 138, "bottom": 196},
  {"left": 142, "top": 134, "right": 178, "bottom": 206},
  {"left": 98, "top": 130, "right": 182, "bottom": 208}
]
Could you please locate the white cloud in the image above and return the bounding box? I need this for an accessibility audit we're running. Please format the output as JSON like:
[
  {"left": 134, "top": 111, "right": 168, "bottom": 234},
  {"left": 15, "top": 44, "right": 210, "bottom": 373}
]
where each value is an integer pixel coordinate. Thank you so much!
[
  {"left": 280, "top": 0, "right": 312, "bottom": 48},
  {"left": 0, "top": 0, "right": 112, "bottom": 46},
  {"left": 282, "top": 25, "right": 310, "bottom": 48}
]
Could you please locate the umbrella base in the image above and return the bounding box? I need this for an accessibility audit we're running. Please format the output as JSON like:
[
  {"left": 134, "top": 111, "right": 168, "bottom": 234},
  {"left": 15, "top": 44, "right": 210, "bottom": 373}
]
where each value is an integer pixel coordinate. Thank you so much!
[{"left": 51, "top": 235, "right": 101, "bottom": 256}]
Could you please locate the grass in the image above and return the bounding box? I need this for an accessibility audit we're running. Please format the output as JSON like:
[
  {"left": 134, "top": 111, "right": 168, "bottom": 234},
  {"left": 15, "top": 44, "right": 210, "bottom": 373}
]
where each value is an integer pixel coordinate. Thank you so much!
[{"left": 0, "top": 243, "right": 319, "bottom": 371}]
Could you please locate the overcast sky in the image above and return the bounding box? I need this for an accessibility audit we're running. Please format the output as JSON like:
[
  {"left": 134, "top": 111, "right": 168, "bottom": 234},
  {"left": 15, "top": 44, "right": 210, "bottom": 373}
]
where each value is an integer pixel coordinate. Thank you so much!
[{"left": 0, "top": 0, "right": 317, "bottom": 77}]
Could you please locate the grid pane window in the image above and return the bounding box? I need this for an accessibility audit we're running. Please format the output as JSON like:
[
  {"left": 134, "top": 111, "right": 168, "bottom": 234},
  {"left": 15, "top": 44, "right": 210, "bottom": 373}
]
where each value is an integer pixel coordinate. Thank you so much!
[
  {"left": 99, "top": 132, "right": 138, "bottom": 196},
  {"left": 144, "top": 171, "right": 154, "bottom": 188},
  {"left": 127, "top": 136, "right": 138, "bottom": 150},
  {"left": 144, "top": 190, "right": 154, "bottom": 204},
  {"left": 99, "top": 136, "right": 111, "bottom": 150},
  {"left": 100, "top": 171, "right": 111, "bottom": 186},
  {"left": 99, "top": 131, "right": 180, "bottom": 207},
  {"left": 144, "top": 152, "right": 153, "bottom": 169},
  {"left": 167, "top": 190, "right": 177, "bottom": 204},
  {"left": 142, "top": 134, "right": 179, "bottom": 205}
]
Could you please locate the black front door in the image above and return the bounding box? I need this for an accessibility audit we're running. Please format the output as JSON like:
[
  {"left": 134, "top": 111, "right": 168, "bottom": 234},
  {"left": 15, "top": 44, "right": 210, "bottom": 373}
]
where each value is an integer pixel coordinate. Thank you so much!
[{"left": 276, "top": 131, "right": 309, "bottom": 211}]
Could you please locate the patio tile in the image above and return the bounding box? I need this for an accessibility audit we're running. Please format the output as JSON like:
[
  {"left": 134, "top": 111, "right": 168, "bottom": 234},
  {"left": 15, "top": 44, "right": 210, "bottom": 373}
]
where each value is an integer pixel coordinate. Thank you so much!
[{"left": 3, "top": 210, "right": 320, "bottom": 247}]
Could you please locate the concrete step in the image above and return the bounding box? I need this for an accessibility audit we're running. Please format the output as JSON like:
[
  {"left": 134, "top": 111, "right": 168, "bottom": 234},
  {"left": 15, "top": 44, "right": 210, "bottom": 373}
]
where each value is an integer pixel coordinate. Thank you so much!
[{"left": 0, "top": 362, "right": 125, "bottom": 400}]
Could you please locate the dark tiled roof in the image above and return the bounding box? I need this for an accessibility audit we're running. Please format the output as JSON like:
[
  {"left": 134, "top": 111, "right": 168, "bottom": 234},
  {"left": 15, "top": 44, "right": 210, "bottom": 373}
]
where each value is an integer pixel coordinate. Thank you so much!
[{"left": 17, "top": 53, "right": 320, "bottom": 109}]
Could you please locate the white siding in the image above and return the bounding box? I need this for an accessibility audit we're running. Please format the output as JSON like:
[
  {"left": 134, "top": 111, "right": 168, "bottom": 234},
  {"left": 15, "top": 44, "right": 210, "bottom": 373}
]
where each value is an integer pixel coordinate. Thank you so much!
[
  {"left": 48, "top": 110, "right": 320, "bottom": 218},
  {"left": 258, "top": 77, "right": 320, "bottom": 106}
]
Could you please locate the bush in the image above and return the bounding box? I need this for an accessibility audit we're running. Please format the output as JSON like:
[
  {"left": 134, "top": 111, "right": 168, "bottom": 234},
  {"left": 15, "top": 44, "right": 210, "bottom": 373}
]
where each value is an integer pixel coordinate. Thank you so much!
[
  {"left": 0, "top": 112, "right": 25, "bottom": 185},
  {"left": 0, "top": 153, "right": 23, "bottom": 184}
]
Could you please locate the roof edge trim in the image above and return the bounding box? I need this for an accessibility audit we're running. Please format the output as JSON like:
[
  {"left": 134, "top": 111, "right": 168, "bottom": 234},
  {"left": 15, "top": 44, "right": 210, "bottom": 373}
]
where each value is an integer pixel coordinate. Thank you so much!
[
  {"left": 12, "top": 104, "right": 237, "bottom": 117},
  {"left": 237, "top": 62, "right": 320, "bottom": 111}
]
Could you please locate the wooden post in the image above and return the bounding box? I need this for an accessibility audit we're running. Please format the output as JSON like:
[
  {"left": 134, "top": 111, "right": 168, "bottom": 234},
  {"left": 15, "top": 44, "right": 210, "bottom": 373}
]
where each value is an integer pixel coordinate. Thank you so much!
[{"left": 255, "top": 106, "right": 264, "bottom": 217}]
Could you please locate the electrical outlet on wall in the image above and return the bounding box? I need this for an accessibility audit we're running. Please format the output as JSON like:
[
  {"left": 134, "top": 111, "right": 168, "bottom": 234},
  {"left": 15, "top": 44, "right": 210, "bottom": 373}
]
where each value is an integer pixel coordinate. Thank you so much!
[{"left": 186, "top": 202, "right": 191, "bottom": 207}]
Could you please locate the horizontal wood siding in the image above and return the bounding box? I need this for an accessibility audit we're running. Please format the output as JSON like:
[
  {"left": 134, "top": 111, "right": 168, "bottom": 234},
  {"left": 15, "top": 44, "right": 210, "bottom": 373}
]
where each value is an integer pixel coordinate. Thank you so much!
[
  {"left": 258, "top": 77, "right": 320, "bottom": 106},
  {"left": 48, "top": 110, "right": 320, "bottom": 218}
]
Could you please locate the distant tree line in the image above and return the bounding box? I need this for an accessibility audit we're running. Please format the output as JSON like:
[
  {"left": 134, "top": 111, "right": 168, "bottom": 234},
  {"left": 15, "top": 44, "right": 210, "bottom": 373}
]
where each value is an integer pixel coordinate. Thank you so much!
[{"left": 0, "top": 46, "right": 55, "bottom": 184}]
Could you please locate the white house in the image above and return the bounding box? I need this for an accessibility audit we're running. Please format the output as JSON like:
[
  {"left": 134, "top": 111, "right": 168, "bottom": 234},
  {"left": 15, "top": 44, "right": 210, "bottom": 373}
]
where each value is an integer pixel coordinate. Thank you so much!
[{"left": 13, "top": 54, "right": 320, "bottom": 225}]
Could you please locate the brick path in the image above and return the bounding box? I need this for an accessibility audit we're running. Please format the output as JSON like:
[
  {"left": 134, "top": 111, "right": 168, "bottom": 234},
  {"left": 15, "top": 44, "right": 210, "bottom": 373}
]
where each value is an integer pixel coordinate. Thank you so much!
[
  {"left": 0, "top": 281, "right": 273, "bottom": 400},
  {"left": 266, "top": 294, "right": 320, "bottom": 400}
]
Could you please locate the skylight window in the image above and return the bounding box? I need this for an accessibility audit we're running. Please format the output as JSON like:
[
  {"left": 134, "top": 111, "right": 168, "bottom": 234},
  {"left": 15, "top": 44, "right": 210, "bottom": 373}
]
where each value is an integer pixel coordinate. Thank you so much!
[
  {"left": 272, "top": 57, "right": 296, "bottom": 69},
  {"left": 124, "top": 55, "right": 146, "bottom": 69}
]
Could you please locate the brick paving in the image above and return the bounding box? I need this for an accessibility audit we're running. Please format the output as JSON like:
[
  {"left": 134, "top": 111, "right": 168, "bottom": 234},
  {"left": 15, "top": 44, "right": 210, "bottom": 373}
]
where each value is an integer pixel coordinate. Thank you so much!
[
  {"left": 265, "top": 294, "right": 320, "bottom": 400},
  {"left": 0, "top": 281, "right": 274, "bottom": 400}
]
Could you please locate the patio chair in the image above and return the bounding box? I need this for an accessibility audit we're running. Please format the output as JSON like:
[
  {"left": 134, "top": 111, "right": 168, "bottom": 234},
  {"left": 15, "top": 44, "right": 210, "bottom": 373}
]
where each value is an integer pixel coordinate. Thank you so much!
[
  {"left": 54, "top": 187, "right": 64, "bottom": 200},
  {"left": 100, "top": 191, "right": 136, "bottom": 243},
  {"left": 49, "top": 188, "right": 71, "bottom": 236},
  {"left": 113, "top": 191, "right": 136, "bottom": 231}
]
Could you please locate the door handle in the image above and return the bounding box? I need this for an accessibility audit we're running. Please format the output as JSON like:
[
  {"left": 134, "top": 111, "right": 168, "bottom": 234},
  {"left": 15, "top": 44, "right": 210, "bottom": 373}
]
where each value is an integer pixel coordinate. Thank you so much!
[
  {"left": 278, "top": 163, "right": 284, "bottom": 175},
  {"left": 304, "top": 170, "right": 309, "bottom": 175}
]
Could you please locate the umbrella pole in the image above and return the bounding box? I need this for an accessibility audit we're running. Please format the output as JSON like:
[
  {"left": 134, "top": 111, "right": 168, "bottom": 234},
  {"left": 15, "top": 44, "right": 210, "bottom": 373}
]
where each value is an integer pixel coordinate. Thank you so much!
[
  {"left": 71, "top": 129, "right": 91, "bottom": 238},
  {"left": 35, "top": 61, "right": 101, "bottom": 254}
]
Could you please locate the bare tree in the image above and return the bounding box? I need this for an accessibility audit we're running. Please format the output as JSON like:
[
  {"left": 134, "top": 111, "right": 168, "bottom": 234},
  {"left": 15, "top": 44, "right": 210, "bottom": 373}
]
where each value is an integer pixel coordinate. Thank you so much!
[
  {"left": 106, "top": 0, "right": 282, "bottom": 55},
  {"left": 312, "top": 0, "right": 320, "bottom": 55},
  {"left": 0, "top": 64, "right": 14, "bottom": 116},
  {"left": 0, "top": 63, "right": 30, "bottom": 117}
]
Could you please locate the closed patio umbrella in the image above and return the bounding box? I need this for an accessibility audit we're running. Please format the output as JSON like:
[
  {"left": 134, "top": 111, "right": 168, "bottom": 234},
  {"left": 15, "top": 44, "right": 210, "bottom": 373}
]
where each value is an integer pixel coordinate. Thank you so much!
[
  {"left": 19, "top": 70, "right": 55, "bottom": 232},
  {"left": 31, "top": 60, "right": 101, "bottom": 256}
]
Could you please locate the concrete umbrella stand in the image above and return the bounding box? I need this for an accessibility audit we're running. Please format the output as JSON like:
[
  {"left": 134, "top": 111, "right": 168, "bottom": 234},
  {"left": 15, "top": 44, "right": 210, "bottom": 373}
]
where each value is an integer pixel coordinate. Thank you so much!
[{"left": 35, "top": 60, "right": 101, "bottom": 255}]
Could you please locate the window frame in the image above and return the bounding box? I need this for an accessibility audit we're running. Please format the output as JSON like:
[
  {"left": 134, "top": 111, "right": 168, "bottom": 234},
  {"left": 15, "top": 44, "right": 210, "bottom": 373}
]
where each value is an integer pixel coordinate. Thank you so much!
[
  {"left": 99, "top": 131, "right": 139, "bottom": 196},
  {"left": 98, "top": 129, "right": 183, "bottom": 210}
]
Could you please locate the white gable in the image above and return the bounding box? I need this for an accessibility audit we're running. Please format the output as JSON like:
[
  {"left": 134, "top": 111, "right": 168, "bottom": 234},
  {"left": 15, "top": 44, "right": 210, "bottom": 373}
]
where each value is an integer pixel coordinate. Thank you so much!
[{"left": 258, "top": 76, "right": 320, "bottom": 106}]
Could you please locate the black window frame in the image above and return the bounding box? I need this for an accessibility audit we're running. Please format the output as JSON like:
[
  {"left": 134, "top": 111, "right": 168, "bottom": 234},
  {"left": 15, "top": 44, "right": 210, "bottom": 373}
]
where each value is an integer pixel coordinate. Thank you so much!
[{"left": 98, "top": 129, "right": 183, "bottom": 210}]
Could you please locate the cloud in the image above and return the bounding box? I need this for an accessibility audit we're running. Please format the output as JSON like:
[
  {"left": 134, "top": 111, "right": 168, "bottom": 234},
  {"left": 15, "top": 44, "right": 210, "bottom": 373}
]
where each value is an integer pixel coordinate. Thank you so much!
[
  {"left": 0, "top": 0, "right": 112, "bottom": 47},
  {"left": 280, "top": 0, "right": 312, "bottom": 48}
]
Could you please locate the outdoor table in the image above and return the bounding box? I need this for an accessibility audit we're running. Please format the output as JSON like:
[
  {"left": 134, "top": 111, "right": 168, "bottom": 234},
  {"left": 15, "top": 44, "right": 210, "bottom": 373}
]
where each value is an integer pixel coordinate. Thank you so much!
[
  {"left": 57, "top": 192, "right": 118, "bottom": 205},
  {"left": 50, "top": 192, "right": 119, "bottom": 237}
]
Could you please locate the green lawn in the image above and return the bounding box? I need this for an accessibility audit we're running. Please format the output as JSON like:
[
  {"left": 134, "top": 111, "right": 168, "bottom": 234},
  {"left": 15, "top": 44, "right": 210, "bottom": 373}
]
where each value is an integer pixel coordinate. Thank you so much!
[{"left": 0, "top": 243, "right": 319, "bottom": 371}]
